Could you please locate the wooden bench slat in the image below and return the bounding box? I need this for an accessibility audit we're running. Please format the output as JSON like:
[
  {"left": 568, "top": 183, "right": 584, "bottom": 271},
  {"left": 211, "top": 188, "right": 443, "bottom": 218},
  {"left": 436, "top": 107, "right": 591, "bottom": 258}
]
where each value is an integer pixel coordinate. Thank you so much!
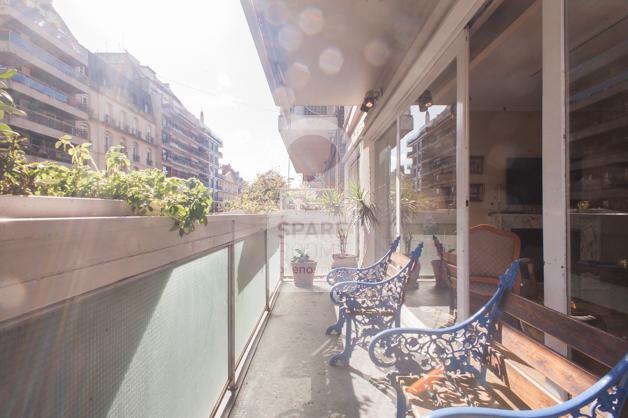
[
  {"left": 500, "top": 356, "right": 559, "bottom": 410},
  {"left": 500, "top": 323, "right": 598, "bottom": 396},
  {"left": 501, "top": 293, "right": 628, "bottom": 368}
]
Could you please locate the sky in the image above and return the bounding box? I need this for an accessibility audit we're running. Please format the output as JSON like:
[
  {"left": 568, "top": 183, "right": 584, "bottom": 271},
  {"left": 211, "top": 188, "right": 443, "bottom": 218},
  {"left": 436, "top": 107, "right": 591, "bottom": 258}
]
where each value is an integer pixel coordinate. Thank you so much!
[{"left": 53, "top": 0, "right": 292, "bottom": 183}]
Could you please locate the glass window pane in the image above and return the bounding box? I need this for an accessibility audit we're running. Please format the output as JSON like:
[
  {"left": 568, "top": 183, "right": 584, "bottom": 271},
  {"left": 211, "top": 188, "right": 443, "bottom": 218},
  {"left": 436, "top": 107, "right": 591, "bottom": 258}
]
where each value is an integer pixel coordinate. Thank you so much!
[
  {"left": 402, "top": 61, "right": 457, "bottom": 281},
  {"left": 567, "top": 0, "right": 628, "bottom": 339}
]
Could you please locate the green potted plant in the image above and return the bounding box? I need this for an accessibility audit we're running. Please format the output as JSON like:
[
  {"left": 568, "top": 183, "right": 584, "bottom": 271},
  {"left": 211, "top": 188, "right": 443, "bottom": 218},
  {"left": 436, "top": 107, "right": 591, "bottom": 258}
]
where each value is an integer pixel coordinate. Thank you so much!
[
  {"left": 291, "top": 249, "right": 317, "bottom": 287},
  {"left": 319, "top": 184, "right": 378, "bottom": 269}
]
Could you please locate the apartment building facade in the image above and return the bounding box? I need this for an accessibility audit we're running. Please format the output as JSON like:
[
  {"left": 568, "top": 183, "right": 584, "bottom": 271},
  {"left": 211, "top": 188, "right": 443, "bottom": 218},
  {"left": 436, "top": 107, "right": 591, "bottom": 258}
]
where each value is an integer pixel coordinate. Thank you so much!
[
  {"left": 216, "top": 163, "right": 244, "bottom": 207},
  {"left": 159, "top": 92, "right": 221, "bottom": 188},
  {"left": 1, "top": 0, "right": 224, "bottom": 189},
  {"left": 0, "top": 0, "right": 89, "bottom": 165},
  {"left": 88, "top": 52, "right": 160, "bottom": 171}
]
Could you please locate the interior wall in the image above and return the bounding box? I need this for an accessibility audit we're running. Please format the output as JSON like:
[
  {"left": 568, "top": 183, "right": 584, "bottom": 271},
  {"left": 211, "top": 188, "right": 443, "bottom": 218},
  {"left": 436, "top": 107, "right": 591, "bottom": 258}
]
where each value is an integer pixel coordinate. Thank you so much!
[{"left": 469, "top": 110, "right": 542, "bottom": 225}]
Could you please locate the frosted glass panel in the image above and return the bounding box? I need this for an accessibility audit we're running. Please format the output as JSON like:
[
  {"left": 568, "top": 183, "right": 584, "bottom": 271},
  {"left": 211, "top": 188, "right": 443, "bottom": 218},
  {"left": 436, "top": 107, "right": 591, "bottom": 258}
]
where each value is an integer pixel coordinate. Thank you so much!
[
  {"left": 268, "top": 227, "right": 282, "bottom": 292},
  {"left": 234, "top": 232, "right": 267, "bottom": 359},
  {"left": 0, "top": 249, "right": 229, "bottom": 418}
]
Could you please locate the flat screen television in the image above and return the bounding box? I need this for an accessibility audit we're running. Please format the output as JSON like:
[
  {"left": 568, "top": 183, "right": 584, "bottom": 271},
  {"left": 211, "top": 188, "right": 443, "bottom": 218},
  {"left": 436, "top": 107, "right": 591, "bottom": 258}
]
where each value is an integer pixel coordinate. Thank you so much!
[{"left": 506, "top": 158, "right": 542, "bottom": 205}]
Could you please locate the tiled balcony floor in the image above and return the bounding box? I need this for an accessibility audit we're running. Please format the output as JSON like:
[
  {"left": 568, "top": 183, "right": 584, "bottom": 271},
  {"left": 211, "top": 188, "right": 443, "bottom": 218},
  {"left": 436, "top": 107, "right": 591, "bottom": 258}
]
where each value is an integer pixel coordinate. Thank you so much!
[{"left": 229, "top": 280, "right": 451, "bottom": 417}]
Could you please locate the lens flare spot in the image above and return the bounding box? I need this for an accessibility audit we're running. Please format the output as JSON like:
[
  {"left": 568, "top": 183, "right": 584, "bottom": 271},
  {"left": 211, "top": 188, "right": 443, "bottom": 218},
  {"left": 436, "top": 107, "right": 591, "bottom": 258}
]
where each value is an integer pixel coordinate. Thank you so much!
[
  {"left": 299, "top": 7, "right": 324, "bottom": 35},
  {"left": 286, "top": 62, "right": 310, "bottom": 90},
  {"left": 278, "top": 25, "right": 303, "bottom": 52},
  {"left": 319, "top": 47, "right": 344, "bottom": 75},
  {"left": 272, "top": 86, "right": 295, "bottom": 109},
  {"left": 262, "top": 1, "right": 288, "bottom": 27},
  {"left": 364, "top": 39, "right": 391, "bottom": 67}
]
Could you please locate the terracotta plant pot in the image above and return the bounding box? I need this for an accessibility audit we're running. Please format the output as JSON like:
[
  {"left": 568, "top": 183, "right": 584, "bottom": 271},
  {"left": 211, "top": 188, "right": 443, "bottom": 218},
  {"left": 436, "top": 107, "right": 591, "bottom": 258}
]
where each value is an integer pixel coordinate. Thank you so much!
[
  {"left": 291, "top": 261, "right": 317, "bottom": 287},
  {"left": 331, "top": 253, "right": 358, "bottom": 269}
]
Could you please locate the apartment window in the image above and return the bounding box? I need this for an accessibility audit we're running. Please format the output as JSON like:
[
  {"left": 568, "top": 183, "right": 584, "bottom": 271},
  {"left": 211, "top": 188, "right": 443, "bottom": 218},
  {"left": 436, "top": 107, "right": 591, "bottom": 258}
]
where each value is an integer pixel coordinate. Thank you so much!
[
  {"left": 146, "top": 149, "right": 153, "bottom": 166},
  {"left": 132, "top": 117, "right": 138, "bottom": 133},
  {"left": 120, "top": 138, "right": 127, "bottom": 155},
  {"left": 133, "top": 142, "right": 139, "bottom": 162},
  {"left": 104, "top": 132, "right": 111, "bottom": 152}
]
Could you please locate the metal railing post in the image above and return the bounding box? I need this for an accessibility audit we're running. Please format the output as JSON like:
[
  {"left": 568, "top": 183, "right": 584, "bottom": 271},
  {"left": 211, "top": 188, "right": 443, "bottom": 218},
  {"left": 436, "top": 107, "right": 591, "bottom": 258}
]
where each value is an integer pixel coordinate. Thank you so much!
[
  {"left": 279, "top": 221, "right": 285, "bottom": 281},
  {"left": 227, "top": 219, "right": 236, "bottom": 390},
  {"left": 264, "top": 226, "right": 270, "bottom": 312}
]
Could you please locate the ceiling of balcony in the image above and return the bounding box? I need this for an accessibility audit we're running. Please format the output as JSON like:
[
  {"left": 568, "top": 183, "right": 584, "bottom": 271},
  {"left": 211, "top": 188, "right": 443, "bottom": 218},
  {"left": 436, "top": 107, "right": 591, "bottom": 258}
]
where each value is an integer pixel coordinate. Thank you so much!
[{"left": 243, "top": 0, "right": 448, "bottom": 107}]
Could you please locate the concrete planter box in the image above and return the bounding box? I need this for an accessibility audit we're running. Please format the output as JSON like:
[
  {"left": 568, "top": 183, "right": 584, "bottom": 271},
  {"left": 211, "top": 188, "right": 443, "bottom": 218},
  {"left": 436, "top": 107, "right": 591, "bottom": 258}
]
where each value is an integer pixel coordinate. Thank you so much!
[{"left": 0, "top": 195, "right": 133, "bottom": 218}]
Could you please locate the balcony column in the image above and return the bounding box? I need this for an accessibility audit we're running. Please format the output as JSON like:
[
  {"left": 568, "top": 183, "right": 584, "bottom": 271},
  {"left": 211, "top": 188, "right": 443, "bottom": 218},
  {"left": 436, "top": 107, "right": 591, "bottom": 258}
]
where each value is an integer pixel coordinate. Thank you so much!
[
  {"left": 455, "top": 28, "right": 471, "bottom": 321},
  {"left": 359, "top": 140, "right": 376, "bottom": 265}
]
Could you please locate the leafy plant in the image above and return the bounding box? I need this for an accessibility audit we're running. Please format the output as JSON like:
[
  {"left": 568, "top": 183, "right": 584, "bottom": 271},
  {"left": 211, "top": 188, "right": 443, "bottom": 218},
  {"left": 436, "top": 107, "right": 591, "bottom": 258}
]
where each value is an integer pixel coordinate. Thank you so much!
[
  {"left": 319, "top": 183, "right": 378, "bottom": 255},
  {"left": 0, "top": 69, "right": 212, "bottom": 236},
  {"left": 224, "top": 170, "right": 287, "bottom": 213},
  {"left": 291, "top": 248, "right": 312, "bottom": 263}
]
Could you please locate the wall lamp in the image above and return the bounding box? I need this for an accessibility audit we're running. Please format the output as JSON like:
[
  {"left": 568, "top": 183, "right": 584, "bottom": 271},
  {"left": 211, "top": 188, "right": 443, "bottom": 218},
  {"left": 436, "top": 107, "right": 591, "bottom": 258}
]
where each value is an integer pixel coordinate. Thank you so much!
[
  {"left": 418, "top": 90, "right": 433, "bottom": 112},
  {"left": 360, "top": 89, "right": 382, "bottom": 113}
]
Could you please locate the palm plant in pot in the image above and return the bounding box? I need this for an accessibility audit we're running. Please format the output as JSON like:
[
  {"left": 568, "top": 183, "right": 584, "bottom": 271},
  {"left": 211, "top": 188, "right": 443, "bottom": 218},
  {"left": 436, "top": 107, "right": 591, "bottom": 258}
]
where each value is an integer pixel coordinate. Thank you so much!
[
  {"left": 291, "top": 249, "right": 317, "bottom": 287},
  {"left": 319, "top": 184, "right": 378, "bottom": 269}
]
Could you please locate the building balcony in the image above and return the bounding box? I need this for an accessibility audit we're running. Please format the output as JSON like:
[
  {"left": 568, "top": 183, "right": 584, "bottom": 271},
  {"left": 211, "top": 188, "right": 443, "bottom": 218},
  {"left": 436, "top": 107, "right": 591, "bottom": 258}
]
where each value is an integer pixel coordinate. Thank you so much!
[
  {"left": 22, "top": 137, "right": 72, "bottom": 164},
  {"left": 7, "top": 108, "right": 89, "bottom": 142},
  {"left": 1, "top": 1, "right": 88, "bottom": 65},
  {"left": 0, "top": 31, "right": 88, "bottom": 91},
  {"left": 9, "top": 73, "right": 88, "bottom": 119},
  {"left": 0, "top": 205, "right": 626, "bottom": 417}
]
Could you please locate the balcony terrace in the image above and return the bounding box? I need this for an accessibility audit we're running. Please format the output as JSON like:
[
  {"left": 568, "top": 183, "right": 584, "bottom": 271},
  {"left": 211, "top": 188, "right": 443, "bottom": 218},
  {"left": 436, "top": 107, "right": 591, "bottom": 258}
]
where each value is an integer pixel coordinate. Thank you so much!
[
  {"left": 7, "top": 108, "right": 89, "bottom": 141},
  {"left": 1, "top": 0, "right": 88, "bottom": 65},
  {"left": 9, "top": 72, "right": 88, "bottom": 119},
  {"left": 2, "top": 0, "right": 628, "bottom": 417},
  {"left": 0, "top": 31, "right": 87, "bottom": 91},
  {"left": 3, "top": 205, "right": 623, "bottom": 418}
]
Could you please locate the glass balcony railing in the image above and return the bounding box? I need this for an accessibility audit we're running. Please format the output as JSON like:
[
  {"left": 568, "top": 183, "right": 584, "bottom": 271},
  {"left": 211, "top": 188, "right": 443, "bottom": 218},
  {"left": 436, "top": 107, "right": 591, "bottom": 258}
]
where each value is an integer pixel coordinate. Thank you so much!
[
  {"left": 12, "top": 73, "right": 68, "bottom": 103},
  {"left": 9, "top": 109, "right": 89, "bottom": 140},
  {"left": 7, "top": 0, "right": 88, "bottom": 62},
  {"left": 5, "top": 31, "right": 87, "bottom": 83}
]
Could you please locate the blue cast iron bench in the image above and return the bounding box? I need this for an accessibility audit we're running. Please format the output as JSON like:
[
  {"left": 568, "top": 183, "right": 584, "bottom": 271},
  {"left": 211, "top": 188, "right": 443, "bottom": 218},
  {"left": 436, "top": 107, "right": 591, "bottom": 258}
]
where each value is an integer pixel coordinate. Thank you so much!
[
  {"left": 326, "top": 236, "right": 401, "bottom": 285},
  {"left": 325, "top": 236, "right": 404, "bottom": 336},
  {"left": 327, "top": 243, "right": 423, "bottom": 366},
  {"left": 369, "top": 260, "right": 628, "bottom": 417}
]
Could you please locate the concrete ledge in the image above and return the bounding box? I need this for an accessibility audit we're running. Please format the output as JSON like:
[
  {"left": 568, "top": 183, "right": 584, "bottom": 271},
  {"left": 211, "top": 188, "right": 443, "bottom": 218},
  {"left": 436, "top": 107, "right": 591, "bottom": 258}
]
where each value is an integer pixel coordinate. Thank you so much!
[
  {"left": 0, "top": 195, "right": 133, "bottom": 218},
  {"left": 0, "top": 213, "right": 274, "bottom": 323}
]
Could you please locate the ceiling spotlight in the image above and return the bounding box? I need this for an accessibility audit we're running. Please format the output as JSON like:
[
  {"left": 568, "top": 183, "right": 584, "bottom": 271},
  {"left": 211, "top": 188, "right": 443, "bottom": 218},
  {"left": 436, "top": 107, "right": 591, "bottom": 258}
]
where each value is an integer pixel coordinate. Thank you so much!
[
  {"left": 418, "top": 90, "right": 433, "bottom": 112},
  {"left": 361, "top": 89, "right": 382, "bottom": 113}
]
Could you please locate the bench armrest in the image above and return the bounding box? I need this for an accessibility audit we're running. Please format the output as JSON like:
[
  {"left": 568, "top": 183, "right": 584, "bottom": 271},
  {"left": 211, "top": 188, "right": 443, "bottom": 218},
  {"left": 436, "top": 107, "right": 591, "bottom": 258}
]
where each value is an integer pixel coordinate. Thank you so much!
[
  {"left": 326, "top": 264, "right": 387, "bottom": 285},
  {"left": 369, "top": 261, "right": 520, "bottom": 376}
]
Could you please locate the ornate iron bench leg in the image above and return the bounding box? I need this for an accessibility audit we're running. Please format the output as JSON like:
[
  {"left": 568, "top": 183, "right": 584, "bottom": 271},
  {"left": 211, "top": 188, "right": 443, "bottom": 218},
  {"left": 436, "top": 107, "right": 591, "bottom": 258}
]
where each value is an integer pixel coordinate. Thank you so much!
[
  {"left": 394, "top": 310, "right": 401, "bottom": 328},
  {"left": 395, "top": 380, "right": 408, "bottom": 418},
  {"left": 326, "top": 309, "right": 346, "bottom": 335},
  {"left": 329, "top": 314, "right": 354, "bottom": 366}
]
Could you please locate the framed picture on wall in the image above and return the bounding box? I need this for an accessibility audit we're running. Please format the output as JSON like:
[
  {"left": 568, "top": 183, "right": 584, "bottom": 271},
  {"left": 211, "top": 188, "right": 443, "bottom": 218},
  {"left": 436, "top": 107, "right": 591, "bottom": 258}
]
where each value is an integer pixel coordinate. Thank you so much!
[
  {"left": 470, "top": 183, "right": 484, "bottom": 202},
  {"left": 470, "top": 156, "right": 484, "bottom": 174}
]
